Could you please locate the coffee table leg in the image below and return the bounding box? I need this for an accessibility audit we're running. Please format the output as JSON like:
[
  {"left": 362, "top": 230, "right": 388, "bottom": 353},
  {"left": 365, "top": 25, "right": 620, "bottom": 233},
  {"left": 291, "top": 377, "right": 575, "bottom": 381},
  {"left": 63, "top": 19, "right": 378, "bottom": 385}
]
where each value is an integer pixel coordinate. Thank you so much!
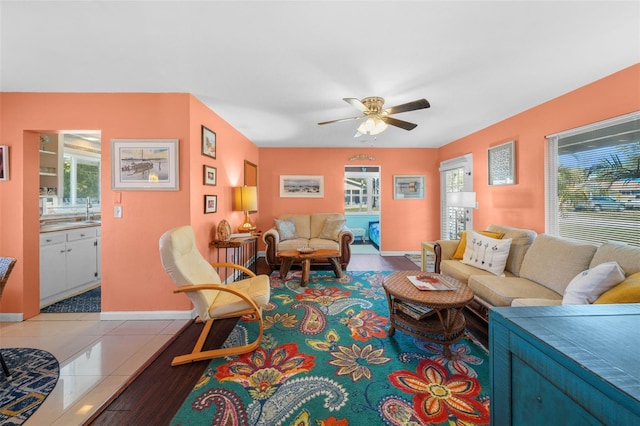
[
  {"left": 280, "top": 257, "right": 294, "bottom": 280},
  {"left": 328, "top": 256, "right": 343, "bottom": 279},
  {"left": 300, "top": 258, "right": 311, "bottom": 287},
  {"left": 385, "top": 292, "right": 396, "bottom": 336}
]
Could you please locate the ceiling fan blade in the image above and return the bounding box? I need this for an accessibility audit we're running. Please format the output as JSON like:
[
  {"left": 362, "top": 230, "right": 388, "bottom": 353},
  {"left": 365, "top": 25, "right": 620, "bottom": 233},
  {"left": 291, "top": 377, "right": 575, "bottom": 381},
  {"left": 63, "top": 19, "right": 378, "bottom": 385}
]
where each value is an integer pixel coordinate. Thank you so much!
[
  {"left": 343, "top": 97, "right": 370, "bottom": 113},
  {"left": 382, "top": 116, "right": 418, "bottom": 131},
  {"left": 318, "top": 116, "right": 362, "bottom": 125},
  {"left": 383, "top": 98, "right": 430, "bottom": 115}
]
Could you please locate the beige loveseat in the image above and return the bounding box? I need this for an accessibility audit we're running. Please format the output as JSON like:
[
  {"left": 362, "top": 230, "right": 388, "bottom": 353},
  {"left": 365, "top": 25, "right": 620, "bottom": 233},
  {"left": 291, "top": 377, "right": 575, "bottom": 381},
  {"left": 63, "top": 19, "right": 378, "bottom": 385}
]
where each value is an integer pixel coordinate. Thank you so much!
[
  {"left": 263, "top": 213, "right": 354, "bottom": 272},
  {"left": 434, "top": 224, "right": 640, "bottom": 323}
]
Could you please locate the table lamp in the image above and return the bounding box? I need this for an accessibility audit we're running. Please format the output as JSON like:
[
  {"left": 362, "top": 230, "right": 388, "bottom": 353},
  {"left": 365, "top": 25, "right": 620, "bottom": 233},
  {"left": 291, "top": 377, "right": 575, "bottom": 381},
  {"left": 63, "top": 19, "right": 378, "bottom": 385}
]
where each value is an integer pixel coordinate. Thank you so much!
[{"left": 233, "top": 185, "right": 258, "bottom": 233}]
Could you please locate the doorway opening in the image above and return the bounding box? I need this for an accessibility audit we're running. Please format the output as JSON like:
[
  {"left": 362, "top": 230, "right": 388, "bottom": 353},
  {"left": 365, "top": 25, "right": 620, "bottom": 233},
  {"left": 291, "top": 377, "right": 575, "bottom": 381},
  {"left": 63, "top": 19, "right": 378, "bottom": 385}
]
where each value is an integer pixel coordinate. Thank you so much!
[
  {"left": 39, "top": 132, "right": 102, "bottom": 313},
  {"left": 344, "top": 166, "right": 380, "bottom": 253}
]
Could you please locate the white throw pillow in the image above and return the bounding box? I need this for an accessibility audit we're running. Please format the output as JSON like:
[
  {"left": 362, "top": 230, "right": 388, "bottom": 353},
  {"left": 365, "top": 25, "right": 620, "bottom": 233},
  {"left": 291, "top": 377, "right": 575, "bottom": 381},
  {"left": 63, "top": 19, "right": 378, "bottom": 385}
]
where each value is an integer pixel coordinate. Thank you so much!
[
  {"left": 461, "top": 230, "right": 512, "bottom": 276},
  {"left": 562, "top": 261, "right": 626, "bottom": 305}
]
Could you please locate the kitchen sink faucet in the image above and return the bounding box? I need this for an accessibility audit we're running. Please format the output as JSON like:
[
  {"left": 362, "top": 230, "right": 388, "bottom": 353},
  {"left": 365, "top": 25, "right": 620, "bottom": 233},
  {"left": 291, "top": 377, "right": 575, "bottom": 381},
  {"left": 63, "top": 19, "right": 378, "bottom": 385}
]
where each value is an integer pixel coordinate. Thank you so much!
[{"left": 86, "top": 197, "right": 93, "bottom": 220}]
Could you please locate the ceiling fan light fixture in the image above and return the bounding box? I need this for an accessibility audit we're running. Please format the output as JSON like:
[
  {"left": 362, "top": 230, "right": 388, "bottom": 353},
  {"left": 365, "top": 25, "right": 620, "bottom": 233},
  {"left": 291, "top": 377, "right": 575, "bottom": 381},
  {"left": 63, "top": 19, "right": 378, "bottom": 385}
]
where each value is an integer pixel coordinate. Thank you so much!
[{"left": 357, "top": 115, "right": 388, "bottom": 136}]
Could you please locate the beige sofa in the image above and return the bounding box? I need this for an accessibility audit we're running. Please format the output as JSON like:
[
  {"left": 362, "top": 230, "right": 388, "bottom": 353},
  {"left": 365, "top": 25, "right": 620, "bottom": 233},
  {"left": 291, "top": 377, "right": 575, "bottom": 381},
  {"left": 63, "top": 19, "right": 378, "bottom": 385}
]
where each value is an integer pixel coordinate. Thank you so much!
[
  {"left": 263, "top": 213, "right": 354, "bottom": 272},
  {"left": 434, "top": 224, "right": 640, "bottom": 323}
]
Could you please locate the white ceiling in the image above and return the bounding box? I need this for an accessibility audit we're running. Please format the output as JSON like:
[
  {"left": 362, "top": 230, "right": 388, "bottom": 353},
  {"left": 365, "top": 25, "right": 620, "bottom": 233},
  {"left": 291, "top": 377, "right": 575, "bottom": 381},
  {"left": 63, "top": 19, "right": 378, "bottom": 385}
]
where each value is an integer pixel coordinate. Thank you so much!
[{"left": 1, "top": 1, "right": 639, "bottom": 148}]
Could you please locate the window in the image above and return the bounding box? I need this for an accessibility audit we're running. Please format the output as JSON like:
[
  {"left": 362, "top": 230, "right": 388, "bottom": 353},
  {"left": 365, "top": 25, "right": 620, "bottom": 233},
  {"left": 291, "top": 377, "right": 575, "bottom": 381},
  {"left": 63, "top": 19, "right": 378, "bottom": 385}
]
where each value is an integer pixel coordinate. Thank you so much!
[{"left": 546, "top": 112, "right": 640, "bottom": 246}]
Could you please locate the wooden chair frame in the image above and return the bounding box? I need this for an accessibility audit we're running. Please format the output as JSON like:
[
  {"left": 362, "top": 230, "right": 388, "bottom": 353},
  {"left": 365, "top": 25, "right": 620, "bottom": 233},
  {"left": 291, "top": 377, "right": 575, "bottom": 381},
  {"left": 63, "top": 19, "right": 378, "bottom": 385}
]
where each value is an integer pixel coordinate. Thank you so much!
[{"left": 170, "top": 262, "right": 265, "bottom": 366}]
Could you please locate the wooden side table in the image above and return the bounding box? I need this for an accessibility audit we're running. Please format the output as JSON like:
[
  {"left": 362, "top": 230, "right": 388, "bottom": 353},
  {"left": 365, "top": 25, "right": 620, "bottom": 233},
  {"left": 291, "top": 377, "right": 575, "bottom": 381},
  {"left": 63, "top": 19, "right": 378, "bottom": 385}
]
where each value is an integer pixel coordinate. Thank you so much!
[
  {"left": 421, "top": 241, "right": 436, "bottom": 272},
  {"left": 277, "top": 249, "right": 342, "bottom": 287},
  {"left": 210, "top": 236, "right": 258, "bottom": 280},
  {"left": 383, "top": 271, "right": 474, "bottom": 358}
]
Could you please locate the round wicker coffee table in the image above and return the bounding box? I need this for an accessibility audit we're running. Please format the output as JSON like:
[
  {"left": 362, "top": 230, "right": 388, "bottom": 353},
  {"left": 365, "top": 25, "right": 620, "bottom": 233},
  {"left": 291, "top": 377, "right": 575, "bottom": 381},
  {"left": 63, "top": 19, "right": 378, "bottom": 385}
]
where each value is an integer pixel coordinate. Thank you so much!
[{"left": 383, "top": 271, "right": 474, "bottom": 358}]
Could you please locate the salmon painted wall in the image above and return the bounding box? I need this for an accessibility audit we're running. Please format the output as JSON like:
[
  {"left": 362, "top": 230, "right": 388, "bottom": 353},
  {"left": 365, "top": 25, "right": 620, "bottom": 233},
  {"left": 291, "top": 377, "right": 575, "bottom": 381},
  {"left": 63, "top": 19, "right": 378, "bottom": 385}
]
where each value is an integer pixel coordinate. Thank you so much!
[
  {"left": 0, "top": 93, "right": 257, "bottom": 318},
  {"left": 257, "top": 148, "right": 440, "bottom": 252},
  {"left": 438, "top": 63, "right": 640, "bottom": 234}
]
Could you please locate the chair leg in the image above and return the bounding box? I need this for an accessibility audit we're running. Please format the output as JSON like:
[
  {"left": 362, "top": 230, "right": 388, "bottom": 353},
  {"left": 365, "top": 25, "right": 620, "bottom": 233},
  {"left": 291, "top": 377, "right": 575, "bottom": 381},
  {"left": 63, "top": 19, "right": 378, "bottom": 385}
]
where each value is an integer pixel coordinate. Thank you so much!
[
  {"left": 1, "top": 351, "right": 11, "bottom": 379},
  {"left": 171, "top": 313, "right": 265, "bottom": 366}
]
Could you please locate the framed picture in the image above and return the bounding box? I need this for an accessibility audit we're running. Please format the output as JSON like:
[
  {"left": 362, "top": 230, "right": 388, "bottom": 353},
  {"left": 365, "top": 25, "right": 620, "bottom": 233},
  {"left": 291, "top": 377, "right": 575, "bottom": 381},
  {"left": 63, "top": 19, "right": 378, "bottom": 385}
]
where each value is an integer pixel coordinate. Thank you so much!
[
  {"left": 0, "top": 145, "right": 8, "bottom": 181},
  {"left": 488, "top": 140, "right": 516, "bottom": 185},
  {"left": 204, "top": 195, "right": 217, "bottom": 213},
  {"left": 203, "top": 165, "right": 217, "bottom": 186},
  {"left": 279, "top": 175, "right": 324, "bottom": 198},
  {"left": 201, "top": 125, "right": 216, "bottom": 159},
  {"left": 394, "top": 175, "right": 425, "bottom": 199},
  {"left": 111, "top": 139, "right": 179, "bottom": 190}
]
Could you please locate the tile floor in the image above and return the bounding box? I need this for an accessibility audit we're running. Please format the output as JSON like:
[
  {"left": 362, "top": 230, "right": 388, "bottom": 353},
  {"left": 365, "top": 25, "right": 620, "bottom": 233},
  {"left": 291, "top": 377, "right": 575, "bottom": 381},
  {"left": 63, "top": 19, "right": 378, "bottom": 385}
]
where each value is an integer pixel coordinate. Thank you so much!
[{"left": 1, "top": 313, "right": 189, "bottom": 425}]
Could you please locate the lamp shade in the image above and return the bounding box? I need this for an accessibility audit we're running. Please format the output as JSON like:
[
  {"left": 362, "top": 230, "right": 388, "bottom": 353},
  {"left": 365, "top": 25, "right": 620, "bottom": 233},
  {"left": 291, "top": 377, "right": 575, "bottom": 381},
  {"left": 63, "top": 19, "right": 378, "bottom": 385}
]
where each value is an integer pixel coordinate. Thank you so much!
[
  {"left": 446, "top": 191, "right": 476, "bottom": 208},
  {"left": 233, "top": 186, "right": 258, "bottom": 212}
]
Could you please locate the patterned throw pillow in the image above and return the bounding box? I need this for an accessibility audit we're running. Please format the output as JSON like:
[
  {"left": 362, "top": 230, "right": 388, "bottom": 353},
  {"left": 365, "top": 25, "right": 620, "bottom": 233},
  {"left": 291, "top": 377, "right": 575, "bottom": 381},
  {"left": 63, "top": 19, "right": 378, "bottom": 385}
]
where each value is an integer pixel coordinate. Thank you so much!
[
  {"left": 461, "top": 230, "right": 512, "bottom": 275},
  {"left": 562, "top": 261, "right": 625, "bottom": 305},
  {"left": 452, "top": 230, "right": 505, "bottom": 260},
  {"left": 274, "top": 218, "right": 296, "bottom": 241},
  {"left": 318, "top": 219, "right": 345, "bottom": 241}
]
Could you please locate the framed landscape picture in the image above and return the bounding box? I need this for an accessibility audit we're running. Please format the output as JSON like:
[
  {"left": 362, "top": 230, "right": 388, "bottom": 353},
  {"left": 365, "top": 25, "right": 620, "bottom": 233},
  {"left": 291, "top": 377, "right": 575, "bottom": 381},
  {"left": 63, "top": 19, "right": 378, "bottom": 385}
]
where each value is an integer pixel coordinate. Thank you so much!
[
  {"left": 394, "top": 175, "right": 425, "bottom": 199},
  {"left": 279, "top": 175, "right": 324, "bottom": 198},
  {"left": 111, "top": 139, "right": 179, "bottom": 190},
  {"left": 203, "top": 165, "right": 217, "bottom": 186},
  {"left": 201, "top": 125, "right": 216, "bottom": 159}
]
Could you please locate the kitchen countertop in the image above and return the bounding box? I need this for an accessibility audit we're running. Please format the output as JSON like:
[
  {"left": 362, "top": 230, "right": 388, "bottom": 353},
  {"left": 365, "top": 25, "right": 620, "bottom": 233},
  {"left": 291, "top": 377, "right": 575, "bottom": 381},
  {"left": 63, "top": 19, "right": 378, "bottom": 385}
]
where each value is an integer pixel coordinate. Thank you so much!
[{"left": 40, "top": 220, "right": 102, "bottom": 233}]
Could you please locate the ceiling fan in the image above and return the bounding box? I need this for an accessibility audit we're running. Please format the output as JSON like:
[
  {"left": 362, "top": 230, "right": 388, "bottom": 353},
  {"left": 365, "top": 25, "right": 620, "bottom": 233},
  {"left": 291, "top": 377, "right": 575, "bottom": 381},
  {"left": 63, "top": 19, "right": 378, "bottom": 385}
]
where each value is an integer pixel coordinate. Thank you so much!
[{"left": 318, "top": 96, "right": 430, "bottom": 137}]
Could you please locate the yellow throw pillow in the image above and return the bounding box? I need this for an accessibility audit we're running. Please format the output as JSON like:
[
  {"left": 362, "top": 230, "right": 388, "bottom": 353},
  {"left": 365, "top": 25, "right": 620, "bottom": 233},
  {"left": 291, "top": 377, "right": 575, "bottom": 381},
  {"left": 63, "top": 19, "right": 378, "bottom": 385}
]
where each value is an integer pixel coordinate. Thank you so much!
[
  {"left": 594, "top": 271, "right": 640, "bottom": 304},
  {"left": 452, "top": 230, "right": 505, "bottom": 260}
]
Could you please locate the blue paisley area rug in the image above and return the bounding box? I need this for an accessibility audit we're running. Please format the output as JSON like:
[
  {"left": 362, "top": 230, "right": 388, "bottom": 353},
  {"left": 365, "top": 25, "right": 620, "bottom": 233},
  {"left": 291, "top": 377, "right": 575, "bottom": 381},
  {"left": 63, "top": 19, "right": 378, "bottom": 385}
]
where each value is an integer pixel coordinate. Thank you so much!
[
  {"left": 171, "top": 271, "right": 490, "bottom": 425},
  {"left": 0, "top": 348, "right": 60, "bottom": 425}
]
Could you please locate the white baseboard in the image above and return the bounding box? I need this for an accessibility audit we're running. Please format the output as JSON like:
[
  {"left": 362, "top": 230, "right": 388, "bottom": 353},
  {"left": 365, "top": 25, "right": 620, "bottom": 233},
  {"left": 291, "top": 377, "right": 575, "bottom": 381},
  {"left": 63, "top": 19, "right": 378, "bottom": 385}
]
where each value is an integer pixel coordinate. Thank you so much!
[
  {"left": 0, "top": 313, "right": 24, "bottom": 322},
  {"left": 380, "top": 250, "right": 420, "bottom": 256},
  {"left": 100, "top": 310, "right": 196, "bottom": 321}
]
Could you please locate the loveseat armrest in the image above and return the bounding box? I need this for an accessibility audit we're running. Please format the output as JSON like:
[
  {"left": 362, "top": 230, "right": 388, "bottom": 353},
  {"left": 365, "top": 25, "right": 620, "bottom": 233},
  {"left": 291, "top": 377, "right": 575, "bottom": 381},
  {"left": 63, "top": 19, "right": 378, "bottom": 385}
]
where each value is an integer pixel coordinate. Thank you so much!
[
  {"left": 263, "top": 228, "right": 280, "bottom": 271},
  {"left": 433, "top": 239, "right": 460, "bottom": 273},
  {"left": 337, "top": 228, "right": 354, "bottom": 270}
]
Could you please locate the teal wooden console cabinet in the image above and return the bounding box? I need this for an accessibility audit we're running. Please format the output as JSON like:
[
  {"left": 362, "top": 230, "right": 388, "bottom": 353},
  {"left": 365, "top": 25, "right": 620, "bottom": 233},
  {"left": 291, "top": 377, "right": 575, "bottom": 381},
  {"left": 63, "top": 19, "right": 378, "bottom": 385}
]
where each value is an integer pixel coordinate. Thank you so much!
[{"left": 489, "top": 304, "right": 640, "bottom": 425}]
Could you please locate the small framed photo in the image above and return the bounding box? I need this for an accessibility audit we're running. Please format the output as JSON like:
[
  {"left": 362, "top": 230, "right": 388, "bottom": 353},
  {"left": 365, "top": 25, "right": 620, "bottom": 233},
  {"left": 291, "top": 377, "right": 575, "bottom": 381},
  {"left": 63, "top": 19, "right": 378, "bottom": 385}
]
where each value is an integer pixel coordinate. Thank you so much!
[
  {"left": 204, "top": 195, "right": 217, "bottom": 213},
  {"left": 279, "top": 175, "right": 324, "bottom": 198},
  {"left": 0, "top": 145, "right": 8, "bottom": 181},
  {"left": 111, "top": 139, "right": 179, "bottom": 190},
  {"left": 394, "top": 175, "right": 425, "bottom": 199},
  {"left": 488, "top": 140, "right": 516, "bottom": 186},
  {"left": 201, "top": 125, "right": 216, "bottom": 159},
  {"left": 203, "top": 165, "right": 217, "bottom": 186}
]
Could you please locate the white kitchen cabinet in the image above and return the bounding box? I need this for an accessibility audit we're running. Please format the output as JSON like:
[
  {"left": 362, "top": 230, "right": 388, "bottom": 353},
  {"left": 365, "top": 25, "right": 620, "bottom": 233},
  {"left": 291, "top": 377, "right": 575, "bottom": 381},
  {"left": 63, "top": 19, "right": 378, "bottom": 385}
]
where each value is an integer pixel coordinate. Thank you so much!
[{"left": 40, "top": 226, "right": 100, "bottom": 307}]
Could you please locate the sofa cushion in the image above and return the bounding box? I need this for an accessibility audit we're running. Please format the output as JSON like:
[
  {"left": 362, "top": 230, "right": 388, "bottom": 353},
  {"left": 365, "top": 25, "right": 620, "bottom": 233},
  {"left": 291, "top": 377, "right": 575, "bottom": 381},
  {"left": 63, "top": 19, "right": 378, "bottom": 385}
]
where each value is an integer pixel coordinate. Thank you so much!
[
  {"left": 308, "top": 238, "right": 341, "bottom": 251},
  {"left": 461, "top": 230, "right": 512, "bottom": 275},
  {"left": 441, "top": 259, "right": 516, "bottom": 284},
  {"left": 562, "top": 261, "right": 626, "bottom": 305},
  {"left": 469, "top": 276, "right": 563, "bottom": 307},
  {"left": 589, "top": 241, "right": 640, "bottom": 275},
  {"left": 276, "top": 237, "right": 315, "bottom": 251},
  {"left": 274, "top": 218, "right": 296, "bottom": 240},
  {"left": 519, "top": 234, "right": 597, "bottom": 295},
  {"left": 486, "top": 224, "right": 537, "bottom": 276},
  {"left": 318, "top": 218, "right": 346, "bottom": 241},
  {"left": 594, "top": 271, "right": 640, "bottom": 304},
  {"left": 310, "top": 213, "right": 344, "bottom": 238},
  {"left": 452, "top": 230, "right": 505, "bottom": 260}
]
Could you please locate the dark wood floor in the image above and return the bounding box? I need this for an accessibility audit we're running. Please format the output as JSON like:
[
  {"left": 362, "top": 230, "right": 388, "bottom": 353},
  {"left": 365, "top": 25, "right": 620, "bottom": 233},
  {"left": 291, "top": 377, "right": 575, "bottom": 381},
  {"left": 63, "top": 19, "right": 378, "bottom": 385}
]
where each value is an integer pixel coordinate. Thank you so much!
[{"left": 86, "top": 253, "right": 487, "bottom": 425}]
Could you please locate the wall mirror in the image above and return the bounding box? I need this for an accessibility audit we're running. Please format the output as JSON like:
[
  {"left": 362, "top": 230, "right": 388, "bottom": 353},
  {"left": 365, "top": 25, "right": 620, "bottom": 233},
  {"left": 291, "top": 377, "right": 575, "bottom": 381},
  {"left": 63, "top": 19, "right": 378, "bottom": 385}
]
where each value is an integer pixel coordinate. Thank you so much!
[{"left": 244, "top": 160, "right": 258, "bottom": 212}]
